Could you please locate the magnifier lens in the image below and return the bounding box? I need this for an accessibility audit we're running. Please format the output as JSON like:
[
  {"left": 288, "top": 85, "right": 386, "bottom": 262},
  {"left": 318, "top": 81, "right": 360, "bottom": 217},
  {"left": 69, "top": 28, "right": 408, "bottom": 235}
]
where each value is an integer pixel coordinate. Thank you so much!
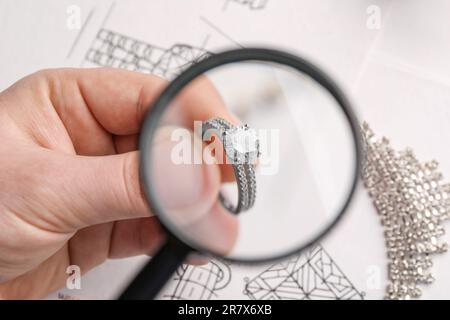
[{"left": 142, "top": 60, "right": 357, "bottom": 261}]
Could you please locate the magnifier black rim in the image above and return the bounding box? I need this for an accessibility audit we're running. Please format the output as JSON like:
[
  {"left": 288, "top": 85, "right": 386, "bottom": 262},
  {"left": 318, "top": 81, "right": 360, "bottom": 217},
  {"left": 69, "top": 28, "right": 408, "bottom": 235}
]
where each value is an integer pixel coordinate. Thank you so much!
[{"left": 139, "top": 47, "right": 362, "bottom": 264}]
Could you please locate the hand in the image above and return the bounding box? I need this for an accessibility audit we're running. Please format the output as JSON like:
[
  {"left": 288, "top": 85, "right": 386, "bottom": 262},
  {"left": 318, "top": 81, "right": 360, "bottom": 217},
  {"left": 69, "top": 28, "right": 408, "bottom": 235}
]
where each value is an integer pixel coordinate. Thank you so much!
[{"left": 0, "top": 68, "right": 238, "bottom": 299}]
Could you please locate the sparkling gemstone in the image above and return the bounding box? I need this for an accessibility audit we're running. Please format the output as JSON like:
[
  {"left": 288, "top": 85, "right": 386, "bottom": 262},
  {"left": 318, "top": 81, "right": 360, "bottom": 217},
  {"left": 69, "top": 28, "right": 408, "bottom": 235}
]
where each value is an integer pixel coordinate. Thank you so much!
[{"left": 224, "top": 125, "right": 259, "bottom": 163}]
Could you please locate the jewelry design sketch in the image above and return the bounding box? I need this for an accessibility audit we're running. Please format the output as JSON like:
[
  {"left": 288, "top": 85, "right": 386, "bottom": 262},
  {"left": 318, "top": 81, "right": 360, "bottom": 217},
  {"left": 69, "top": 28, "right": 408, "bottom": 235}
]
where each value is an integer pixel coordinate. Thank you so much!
[
  {"left": 202, "top": 118, "right": 260, "bottom": 214},
  {"left": 244, "top": 244, "right": 364, "bottom": 300},
  {"left": 362, "top": 123, "right": 450, "bottom": 300},
  {"left": 85, "top": 29, "right": 210, "bottom": 79},
  {"left": 162, "top": 260, "right": 231, "bottom": 300}
]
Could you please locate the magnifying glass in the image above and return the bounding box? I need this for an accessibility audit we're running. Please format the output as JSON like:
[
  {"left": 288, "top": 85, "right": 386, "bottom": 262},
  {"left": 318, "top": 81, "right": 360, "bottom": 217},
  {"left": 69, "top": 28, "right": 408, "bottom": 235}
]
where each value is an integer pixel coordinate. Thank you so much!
[{"left": 119, "top": 48, "right": 361, "bottom": 300}]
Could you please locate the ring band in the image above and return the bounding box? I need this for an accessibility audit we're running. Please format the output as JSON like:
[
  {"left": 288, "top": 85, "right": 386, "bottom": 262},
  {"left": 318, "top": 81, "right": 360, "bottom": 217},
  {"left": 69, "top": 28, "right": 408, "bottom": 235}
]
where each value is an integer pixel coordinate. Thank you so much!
[{"left": 202, "top": 118, "right": 259, "bottom": 214}]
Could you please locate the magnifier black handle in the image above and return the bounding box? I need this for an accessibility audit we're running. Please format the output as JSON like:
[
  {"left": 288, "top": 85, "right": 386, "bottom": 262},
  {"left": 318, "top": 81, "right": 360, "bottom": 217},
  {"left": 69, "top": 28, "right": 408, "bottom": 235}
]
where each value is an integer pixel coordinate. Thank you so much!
[{"left": 119, "top": 238, "right": 190, "bottom": 300}]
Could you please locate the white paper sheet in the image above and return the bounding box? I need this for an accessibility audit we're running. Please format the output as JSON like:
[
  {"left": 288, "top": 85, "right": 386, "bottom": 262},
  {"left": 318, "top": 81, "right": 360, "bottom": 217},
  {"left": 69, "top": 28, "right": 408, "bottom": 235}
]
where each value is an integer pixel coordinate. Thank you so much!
[{"left": 1, "top": 0, "right": 450, "bottom": 300}]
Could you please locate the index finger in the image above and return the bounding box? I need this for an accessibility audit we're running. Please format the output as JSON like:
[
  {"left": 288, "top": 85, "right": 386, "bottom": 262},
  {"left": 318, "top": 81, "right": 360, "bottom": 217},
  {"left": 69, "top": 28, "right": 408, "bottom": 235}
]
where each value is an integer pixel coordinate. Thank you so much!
[{"left": 48, "top": 68, "right": 237, "bottom": 136}]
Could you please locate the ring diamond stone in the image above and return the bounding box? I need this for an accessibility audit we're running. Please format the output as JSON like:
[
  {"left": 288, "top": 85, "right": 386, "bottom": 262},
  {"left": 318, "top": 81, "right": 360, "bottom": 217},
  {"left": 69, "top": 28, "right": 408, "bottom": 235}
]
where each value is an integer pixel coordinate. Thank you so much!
[{"left": 202, "top": 118, "right": 260, "bottom": 214}]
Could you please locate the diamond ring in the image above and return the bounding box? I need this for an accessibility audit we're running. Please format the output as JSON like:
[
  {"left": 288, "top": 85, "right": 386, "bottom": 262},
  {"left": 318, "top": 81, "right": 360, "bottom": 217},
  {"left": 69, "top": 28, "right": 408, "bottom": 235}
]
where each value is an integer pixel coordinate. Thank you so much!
[{"left": 202, "top": 118, "right": 260, "bottom": 214}]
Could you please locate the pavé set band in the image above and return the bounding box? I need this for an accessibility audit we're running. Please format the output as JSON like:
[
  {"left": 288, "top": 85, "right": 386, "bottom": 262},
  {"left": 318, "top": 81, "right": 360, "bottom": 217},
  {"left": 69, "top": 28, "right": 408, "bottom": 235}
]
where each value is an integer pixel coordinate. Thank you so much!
[{"left": 202, "top": 118, "right": 260, "bottom": 214}]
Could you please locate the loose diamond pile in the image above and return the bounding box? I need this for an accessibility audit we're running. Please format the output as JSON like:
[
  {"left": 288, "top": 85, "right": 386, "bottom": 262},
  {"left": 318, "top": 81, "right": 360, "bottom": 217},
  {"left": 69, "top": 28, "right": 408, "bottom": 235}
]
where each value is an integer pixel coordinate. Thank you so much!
[{"left": 362, "top": 122, "right": 450, "bottom": 299}]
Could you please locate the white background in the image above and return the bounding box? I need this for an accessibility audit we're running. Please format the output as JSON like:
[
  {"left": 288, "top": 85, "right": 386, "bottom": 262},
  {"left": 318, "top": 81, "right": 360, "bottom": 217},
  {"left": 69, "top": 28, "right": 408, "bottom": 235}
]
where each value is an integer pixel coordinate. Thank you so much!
[{"left": 1, "top": 0, "right": 450, "bottom": 300}]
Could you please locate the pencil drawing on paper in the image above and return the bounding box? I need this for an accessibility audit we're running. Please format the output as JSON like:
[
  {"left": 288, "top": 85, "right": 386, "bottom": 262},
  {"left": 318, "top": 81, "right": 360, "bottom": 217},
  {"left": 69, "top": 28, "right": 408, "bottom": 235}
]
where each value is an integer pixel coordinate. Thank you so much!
[
  {"left": 224, "top": 0, "right": 269, "bottom": 10},
  {"left": 244, "top": 245, "right": 364, "bottom": 300},
  {"left": 85, "top": 29, "right": 210, "bottom": 79},
  {"left": 162, "top": 260, "right": 232, "bottom": 300}
]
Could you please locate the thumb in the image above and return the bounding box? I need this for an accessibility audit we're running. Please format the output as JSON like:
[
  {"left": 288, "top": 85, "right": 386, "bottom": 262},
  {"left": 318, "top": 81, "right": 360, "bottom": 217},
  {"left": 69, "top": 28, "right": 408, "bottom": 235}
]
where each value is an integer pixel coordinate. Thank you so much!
[
  {"left": 58, "top": 147, "right": 220, "bottom": 230},
  {"left": 53, "top": 126, "right": 239, "bottom": 255},
  {"left": 149, "top": 126, "right": 240, "bottom": 254},
  {"left": 60, "top": 151, "right": 150, "bottom": 229}
]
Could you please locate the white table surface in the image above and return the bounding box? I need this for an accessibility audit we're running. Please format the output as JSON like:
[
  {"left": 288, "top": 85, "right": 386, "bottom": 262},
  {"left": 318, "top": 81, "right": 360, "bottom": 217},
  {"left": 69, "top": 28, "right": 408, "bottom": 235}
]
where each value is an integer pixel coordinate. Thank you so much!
[{"left": 1, "top": 0, "right": 449, "bottom": 300}]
